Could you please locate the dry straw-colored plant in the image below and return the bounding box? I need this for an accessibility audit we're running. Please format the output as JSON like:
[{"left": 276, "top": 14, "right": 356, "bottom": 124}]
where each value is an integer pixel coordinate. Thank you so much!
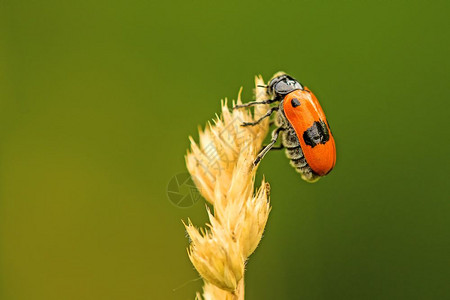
[{"left": 184, "top": 76, "right": 272, "bottom": 299}]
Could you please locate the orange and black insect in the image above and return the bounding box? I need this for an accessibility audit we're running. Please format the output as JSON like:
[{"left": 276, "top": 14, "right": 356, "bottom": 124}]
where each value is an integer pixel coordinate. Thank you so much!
[{"left": 235, "top": 73, "right": 336, "bottom": 182}]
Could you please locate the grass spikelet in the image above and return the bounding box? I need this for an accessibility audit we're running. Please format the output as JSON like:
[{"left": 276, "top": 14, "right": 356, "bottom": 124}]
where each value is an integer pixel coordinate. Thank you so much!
[{"left": 185, "top": 76, "right": 272, "bottom": 299}]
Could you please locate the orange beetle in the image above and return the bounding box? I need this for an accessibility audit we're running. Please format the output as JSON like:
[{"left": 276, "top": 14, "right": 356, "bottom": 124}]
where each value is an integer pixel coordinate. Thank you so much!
[{"left": 236, "top": 73, "right": 336, "bottom": 182}]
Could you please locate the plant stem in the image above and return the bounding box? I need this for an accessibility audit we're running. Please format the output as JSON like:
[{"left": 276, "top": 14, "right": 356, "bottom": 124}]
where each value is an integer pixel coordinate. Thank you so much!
[{"left": 233, "top": 277, "right": 244, "bottom": 300}]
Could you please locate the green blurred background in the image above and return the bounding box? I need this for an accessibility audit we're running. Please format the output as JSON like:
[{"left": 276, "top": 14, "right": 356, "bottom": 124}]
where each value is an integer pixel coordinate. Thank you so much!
[{"left": 1, "top": 0, "right": 449, "bottom": 299}]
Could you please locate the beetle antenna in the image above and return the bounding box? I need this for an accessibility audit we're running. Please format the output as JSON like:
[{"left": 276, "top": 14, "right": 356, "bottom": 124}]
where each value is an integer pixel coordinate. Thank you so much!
[{"left": 257, "top": 85, "right": 268, "bottom": 88}]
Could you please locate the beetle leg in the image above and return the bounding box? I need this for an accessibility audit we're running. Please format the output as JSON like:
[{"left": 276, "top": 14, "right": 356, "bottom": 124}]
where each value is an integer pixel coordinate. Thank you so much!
[
  {"left": 233, "top": 99, "right": 279, "bottom": 109},
  {"left": 265, "top": 144, "right": 284, "bottom": 150},
  {"left": 253, "top": 127, "right": 285, "bottom": 166},
  {"left": 241, "top": 107, "right": 279, "bottom": 127}
]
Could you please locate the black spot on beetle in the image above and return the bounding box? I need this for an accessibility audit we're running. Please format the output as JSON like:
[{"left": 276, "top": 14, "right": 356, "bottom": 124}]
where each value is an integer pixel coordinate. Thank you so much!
[
  {"left": 326, "top": 119, "right": 333, "bottom": 135},
  {"left": 303, "top": 120, "right": 330, "bottom": 148},
  {"left": 291, "top": 98, "right": 301, "bottom": 108}
]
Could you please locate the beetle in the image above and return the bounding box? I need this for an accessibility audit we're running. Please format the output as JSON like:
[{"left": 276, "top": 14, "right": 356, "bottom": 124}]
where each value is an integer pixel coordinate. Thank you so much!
[{"left": 234, "top": 73, "right": 336, "bottom": 182}]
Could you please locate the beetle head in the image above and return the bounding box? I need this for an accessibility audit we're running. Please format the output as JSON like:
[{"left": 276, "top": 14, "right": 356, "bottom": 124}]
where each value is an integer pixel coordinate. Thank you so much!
[{"left": 267, "top": 74, "right": 303, "bottom": 99}]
